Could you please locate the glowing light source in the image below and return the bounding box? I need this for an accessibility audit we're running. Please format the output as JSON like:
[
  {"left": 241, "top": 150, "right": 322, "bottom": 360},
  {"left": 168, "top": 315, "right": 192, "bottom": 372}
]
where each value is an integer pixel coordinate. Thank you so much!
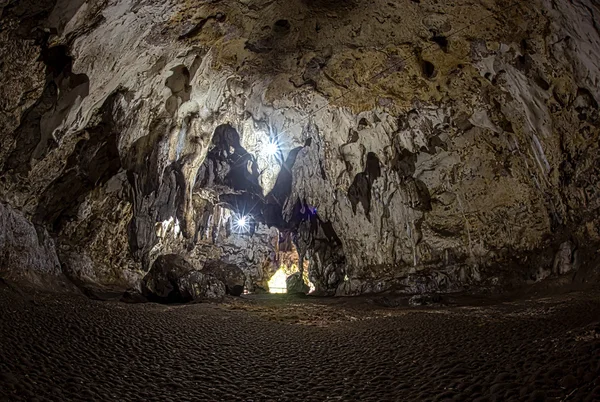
[
  {"left": 268, "top": 267, "right": 288, "bottom": 294},
  {"left": 264, "top": 139, "right": 279, "bottom": 156},
  {"left": 232, "top": 214, "right": 250, "bottom": 233}
]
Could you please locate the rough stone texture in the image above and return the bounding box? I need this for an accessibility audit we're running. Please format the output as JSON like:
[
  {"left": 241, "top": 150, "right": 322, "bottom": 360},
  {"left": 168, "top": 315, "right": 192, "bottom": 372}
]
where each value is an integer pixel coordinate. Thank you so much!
[
  {"left": 178, "top": 270, "right": 226, "bottom": 301},
  {"left": 142, "top": 254, "right": 225, "bottom": 302},
  {"left": 0, "top": 0, "right": 599, "bottom": 296},
  {"left": 202, "top": 260, "right": 245, "bottom": 296},
  {"left": 153, "top": 200, "right": 281, "bottom": 292},
  {"left": 58, "top": 171, "right": 142, "bottom": 290},
  {"left": 142, "top": 254, "right": 194, "bottom": 302},
  {"left": 408, "top": 293, "right": 443, "bottom": 307},
  {"left": 286, "top": 272, "right": 309, "bottom": 295},
  {"left": 0, "top": 202, "right": 62, "bottom": 286}
]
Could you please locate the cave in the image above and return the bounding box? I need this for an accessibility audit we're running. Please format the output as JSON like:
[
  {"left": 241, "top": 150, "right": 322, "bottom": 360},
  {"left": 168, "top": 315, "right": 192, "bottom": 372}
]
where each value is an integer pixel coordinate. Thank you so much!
[{"left": 1, "top": 0, "right": 599, "bottom": 400}]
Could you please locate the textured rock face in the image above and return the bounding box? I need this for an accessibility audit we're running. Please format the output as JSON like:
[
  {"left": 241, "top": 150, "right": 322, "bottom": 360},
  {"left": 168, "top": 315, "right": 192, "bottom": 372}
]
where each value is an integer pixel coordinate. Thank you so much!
[
  {"left": 286, "top": 272, "right": 309, "bottom": 295},
  {"left": 142, "top": 254, "right": 226, "bottom": 302},
  {"left": 0, "top": 203, "right": 62, "bottom": 286},
  {"left": 0, "top": 0, "right": 599, "bottom": 296},
  {"left": 202, "top": 260, "right": 245, "bottom": 296}
]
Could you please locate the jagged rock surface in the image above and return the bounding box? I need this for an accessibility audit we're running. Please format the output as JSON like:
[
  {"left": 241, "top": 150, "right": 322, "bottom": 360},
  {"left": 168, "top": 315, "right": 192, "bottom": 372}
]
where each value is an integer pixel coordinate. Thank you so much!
[
  {"left": 142, "top": 254, "right": 226, "bottom": 302},
  {"left": 202, "top": 260, "right": 245, "bottom": 297},
  {"left": 286, "top": 272, "right": 309, "bottom": 295},
  {"left": 0, "top": 203, "right": 62, "bottom": 287},
  {"left": 0, "top": 0, "right": 599, "bottom": 296}
]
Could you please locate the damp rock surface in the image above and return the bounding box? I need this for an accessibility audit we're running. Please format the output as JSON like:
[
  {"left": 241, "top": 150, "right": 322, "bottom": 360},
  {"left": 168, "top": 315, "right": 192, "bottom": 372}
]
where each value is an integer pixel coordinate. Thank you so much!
[
  {"left": 202, "top": 260, "right": 246, "bottom": 297},
  {"left": 1, "top": 284, "right": 599, "bottom": 401}
]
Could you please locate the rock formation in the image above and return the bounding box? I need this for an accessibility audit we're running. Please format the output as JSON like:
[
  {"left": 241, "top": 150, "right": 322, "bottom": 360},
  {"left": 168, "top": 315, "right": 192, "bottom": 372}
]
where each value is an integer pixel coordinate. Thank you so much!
[
  {"left": 286, "top": 272, "right": 310, "bottom": 295},
  {"left": 0, "top": 0, "right": 598, "bottom": 298},
  {"left": 142, "top": 254, "right": 226, "bottom": 302}
]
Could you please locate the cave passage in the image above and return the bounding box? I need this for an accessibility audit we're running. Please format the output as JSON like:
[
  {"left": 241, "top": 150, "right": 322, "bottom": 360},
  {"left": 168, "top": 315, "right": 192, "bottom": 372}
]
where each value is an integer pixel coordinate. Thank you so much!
[{"left": 1, "top": 0, "right": 600, "bottom": 400}]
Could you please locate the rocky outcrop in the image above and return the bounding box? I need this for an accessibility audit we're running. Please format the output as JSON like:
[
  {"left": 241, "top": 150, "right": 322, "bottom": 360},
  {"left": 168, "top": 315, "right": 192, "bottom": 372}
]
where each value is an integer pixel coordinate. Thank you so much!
[
  {"left": 286, "top": 272, "right": 309, "bottom": 295},
  {"left": 142, "top": 254, "right": 225, "bottom": 302},
  {"left": 0, "top": 0, "right": 598, "bottom": 298},
  {"left": 408, "top": 293, "right": 443, "bottom": 307},
  {"left": 178, "top": 270, "right": 226, "bottom": 302},
  {"left": 203, "top": 260, "right": 245, "bottom": 297},
  {"left": 0, "top": 202, "right": 62, "bottom": 287}
]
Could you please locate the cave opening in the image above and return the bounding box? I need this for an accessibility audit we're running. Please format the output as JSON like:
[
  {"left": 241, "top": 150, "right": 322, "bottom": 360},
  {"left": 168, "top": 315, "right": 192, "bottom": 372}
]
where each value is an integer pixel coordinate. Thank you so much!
[
  {"left": 267, "top": 267, "right": 288, "bottom": 293},
  {"left": 266, "top": 235, "right": 314, "bottom": 294}
]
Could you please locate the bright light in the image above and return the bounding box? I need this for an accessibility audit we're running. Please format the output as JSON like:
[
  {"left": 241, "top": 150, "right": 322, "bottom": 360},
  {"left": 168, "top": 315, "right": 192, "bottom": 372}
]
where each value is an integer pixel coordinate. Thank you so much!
[
  {"left": 264, "top": 139, "right": 279, "bottom": 156},
  {"left": 268, "top": 267, "right": 288, "bottom": 294},
  {"left": 232, "top": 214, "right": 250, "bottom": 233}
]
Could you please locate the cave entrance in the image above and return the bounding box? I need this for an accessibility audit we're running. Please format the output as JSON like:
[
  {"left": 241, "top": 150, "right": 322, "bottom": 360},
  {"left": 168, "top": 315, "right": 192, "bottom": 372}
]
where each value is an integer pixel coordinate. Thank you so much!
[
  {"left": 267, "top": 265, "right": 314, "bottom": 294},
  {"left": 267, "top": 267, "right": 288, "bottom": 293},
  {"left": 267, "top": 239, "right": 314, "bottom": 294}
]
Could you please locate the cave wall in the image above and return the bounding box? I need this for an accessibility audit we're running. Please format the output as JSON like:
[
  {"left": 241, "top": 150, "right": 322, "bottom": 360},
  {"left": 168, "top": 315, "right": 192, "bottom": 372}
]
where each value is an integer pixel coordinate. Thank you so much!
[
  {"left": 0, "top": 202, "right": 62, "bottom": 287},
  {"left": 0, "top": 0, "right": 598, "bottom": 295}
]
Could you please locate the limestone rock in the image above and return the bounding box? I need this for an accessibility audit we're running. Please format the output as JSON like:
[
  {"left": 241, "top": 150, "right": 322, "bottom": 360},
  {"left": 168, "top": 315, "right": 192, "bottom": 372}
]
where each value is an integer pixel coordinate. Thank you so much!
[
  {"left": 178, "top": 270, "right": 226, "bottom": 301},
  {"left": 552, "top": 241, "right": 577, "bottom": 276},
  {"left": 142, "top": 254, "right": 225, "bottom": 302},
  {"left": 142, "top": 254, "right": 193, "bottom": 302},
  {"left": 0, "top": 0, "right": 599, "bottom": 297},
  {"left": 408, "top": 294, "right": 443, "bottom": 307},
  {"left": 286, "top": 272, "right": 309, "bottom": 295},
  {"left": 202, "top": 260, "right": 246, "bottom": 296}
]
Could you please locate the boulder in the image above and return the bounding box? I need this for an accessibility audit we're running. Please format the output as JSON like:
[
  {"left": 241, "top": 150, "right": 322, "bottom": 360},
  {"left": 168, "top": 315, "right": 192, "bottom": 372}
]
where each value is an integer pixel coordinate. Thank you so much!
[
  {"left": 178, "top": 270, "right": 226, "bottom": 301},
  {"left": 0, "top": 203, "right": 61, "bottom": 284},
  {"left": 286, "top": 272, "right": 309, "bottom": 295},
  {"left": 202, "top": 260, "right": 245, "bottom": 296},
  {"left": 142, "top": 254, "right": 225, "bottom": 302},
  {"left": 141, "top": 254, "right": 191, "bottom": 302}
]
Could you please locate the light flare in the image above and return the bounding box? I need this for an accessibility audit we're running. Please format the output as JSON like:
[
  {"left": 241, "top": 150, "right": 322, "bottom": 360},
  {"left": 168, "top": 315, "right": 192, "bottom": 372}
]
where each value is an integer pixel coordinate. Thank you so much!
[
  {"left": 268, "top": 268, "right": 288, "bottom": 294},
  {"left": 264, "top": 139, "right": 279, "bottom": 156},
  {"left": 232, "top": 214, "right": 250, "bottom": 233}
]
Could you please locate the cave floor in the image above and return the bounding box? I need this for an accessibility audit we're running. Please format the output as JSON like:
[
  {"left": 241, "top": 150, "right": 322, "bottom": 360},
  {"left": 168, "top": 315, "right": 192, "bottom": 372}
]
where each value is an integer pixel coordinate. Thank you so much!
[{"left": 1, "top": 284, "right": 599, "bottom": 402}]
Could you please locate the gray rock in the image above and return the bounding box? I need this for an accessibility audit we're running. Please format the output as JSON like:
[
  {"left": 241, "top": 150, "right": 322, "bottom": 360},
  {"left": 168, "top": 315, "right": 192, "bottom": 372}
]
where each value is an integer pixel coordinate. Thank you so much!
[
  {"left": 408, "top": 294, "right": 443, "bottom": 307},
  {"left": 286, "top": 272, "right": 309, "bottom": 295},
  {"left": 0, "top": 203, "right": 61, "bottom": 284},
  {"left": 552, "top": 241, "right": 576, "bottom": 276},
  {"left": 142, "top": 254, "right": 225, "bottom": 302},
  {"left": 202, "top": 260, "right": 245, "bottom": 297},
  {"left": 141, "top": 254, "right": 189, "bottom": 302},
  {"left": 178, "top": 270, "right": 226, "bottom": 301}
]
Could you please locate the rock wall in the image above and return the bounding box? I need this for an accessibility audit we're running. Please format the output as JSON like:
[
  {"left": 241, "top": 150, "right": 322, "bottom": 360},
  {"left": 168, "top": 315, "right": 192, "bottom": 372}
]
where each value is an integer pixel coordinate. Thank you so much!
[
  {"left": 0, "top": 0, "right": 598, "bottom": 296},
  {"left": 0, "top": 202, "right": 63, "bottom": 287}
]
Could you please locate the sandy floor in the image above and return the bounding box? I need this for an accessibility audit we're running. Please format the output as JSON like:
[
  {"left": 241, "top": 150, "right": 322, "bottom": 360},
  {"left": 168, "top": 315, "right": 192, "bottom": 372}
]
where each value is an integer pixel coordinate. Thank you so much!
[{"left": 1, "top": 283, "right": 599, "bottom": 402}]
